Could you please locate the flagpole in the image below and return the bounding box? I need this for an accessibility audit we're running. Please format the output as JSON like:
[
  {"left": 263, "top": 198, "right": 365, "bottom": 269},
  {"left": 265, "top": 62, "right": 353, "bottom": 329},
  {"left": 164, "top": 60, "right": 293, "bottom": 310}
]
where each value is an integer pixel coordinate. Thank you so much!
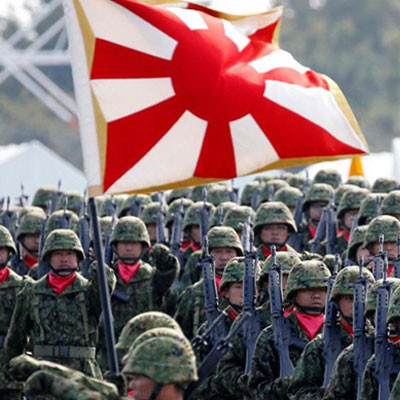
[{"left": 88, "top": 197, "right": 119, "bottom": 374}]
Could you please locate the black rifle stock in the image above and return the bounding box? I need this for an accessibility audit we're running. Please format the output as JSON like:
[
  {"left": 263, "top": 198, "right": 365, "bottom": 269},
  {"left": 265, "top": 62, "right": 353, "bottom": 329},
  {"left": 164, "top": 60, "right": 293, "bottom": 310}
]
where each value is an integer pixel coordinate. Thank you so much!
[{"left": 79, "top": 199, "right": 91, "bottom": 278}]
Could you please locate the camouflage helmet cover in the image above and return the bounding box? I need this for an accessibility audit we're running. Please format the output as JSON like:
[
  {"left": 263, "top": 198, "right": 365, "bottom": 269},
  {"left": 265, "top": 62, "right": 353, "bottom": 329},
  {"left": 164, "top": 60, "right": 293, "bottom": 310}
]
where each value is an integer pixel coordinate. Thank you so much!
[
  {"left": 119, "top": 194, "right": 152, "bottom": 217},
  {"left": 363, "top": 215, "right": 400, "bottom": 248},
  {"left": 262, "top": 251, "right": 301, "bottom": 276},
  {"left": 330, "top": 266, "right": 375, "bottom": 302},
  {"left": 42, "top": 229, "right": 84, "bottom": 261},
  {"left": 259, "top": 179, "right": 290, "bottom": 203},
  {"left": 223, "top": 206, "right": 255, "bottom": 232},
  {"left": 386, "top": 285, "right": 400, "bottom": 323},
  {"left": 367, "top": 278, "right": 400, "bottom": 315},
  {"left": 55, "top": 191, "right": 84, "bottom": 214},
  {"left": 141, "top": 202, "right": 165, "bottom": 225},
  {"left": 287, "top": 174, "right": 307, "bottom": 190},
  {"left": 31, "top": 186, "right": 58, "bottom": 208},
  {"left": 346, "top": 175, "right": 371, "bottom": 190},
  {"left": 122, "top": 336, "right": 198, "bottom": 384},
  {"left": 210, "top": 202, "right": 238, "bottom": 227},
  {"left": 207, "top": 226, "right": 243, "bottom": 256},
  {"left": 183, "top": 201, "right": 215, "bottom": 231},
  {"left": 165, "top": 198, "right": 194, "bottom": 227},
  {"left": 285, "top": 260, "right": 331, "bottom": 302},
  {"left": 240, "top": 181, "right": 260, "bottom": 206},
  {"left": 166, "top": 188, "right": 192, "bottom": 204},
  {"left": 0, "top": 225, "right": 16, "bottom": 254},
  {"left": 19, "top": 206, "right": 45, "bottom": 221},
  {"left": 254, "top": 201, "right": 297, "bottom": 233},
  {"left": 337, "top": 188, "right": 369, "bottom": 219},
  {"left": 44, "top": 210, "right": 80, "bottom": 238},
  {"left": 347, "top": 225, "right": 369, "bottom": 260},
  {"left": 312, "top": 169, "right": 342, "bottom": 188},
  {"left": 190, "top": 185, "right": 209, "bottom": 202},
  {"left": 16, "top": 211, "right": 45, "bottom": 241},
  {"left": 358, "top": 193, "right": 386, "bottom": 225},
  {"left": 303, "top": 183, "right": 334, "bottom": 211},
  {"left": 371, "top": 177, "right": 398, "bottom": 194},
  {"left": 207, "top": 185, "right": 232, "bottom": 206},
  {"left": 334, "top": 184, "right": 359, "bottom": 208},
  {"left": 380, "top": 190, "right": 400, "bottom": 216},
  {"left": 273, "top": 187, "right": 303, "bottom": 208},
  {"left": 110, "top": 216, "right": 151, "bottom": 247}
]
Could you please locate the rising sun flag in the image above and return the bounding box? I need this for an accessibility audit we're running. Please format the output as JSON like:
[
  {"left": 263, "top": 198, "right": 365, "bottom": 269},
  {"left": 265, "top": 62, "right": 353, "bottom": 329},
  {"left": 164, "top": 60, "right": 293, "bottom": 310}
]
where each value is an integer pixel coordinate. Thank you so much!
[{"left": 63, "top": 0, "right": 369, "bottom": 196}]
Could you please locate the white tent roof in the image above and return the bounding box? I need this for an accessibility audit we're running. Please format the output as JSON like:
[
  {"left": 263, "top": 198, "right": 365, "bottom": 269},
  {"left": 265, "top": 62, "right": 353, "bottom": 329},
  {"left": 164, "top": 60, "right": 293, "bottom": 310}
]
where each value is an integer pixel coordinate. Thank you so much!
[{"left": 0, "top": 140, "right": 87, "bottom": 204}]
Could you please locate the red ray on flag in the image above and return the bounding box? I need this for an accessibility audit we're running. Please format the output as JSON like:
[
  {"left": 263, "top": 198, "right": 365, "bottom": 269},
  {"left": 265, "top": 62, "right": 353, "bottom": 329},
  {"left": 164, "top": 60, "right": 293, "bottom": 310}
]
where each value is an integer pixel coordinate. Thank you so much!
[{"left": 63, "top": 0, "right": 368, "bottom": 195}]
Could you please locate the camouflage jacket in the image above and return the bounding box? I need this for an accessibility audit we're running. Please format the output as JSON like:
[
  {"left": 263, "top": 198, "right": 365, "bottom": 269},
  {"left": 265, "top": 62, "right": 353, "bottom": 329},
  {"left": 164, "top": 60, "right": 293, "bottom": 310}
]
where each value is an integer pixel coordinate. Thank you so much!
[
  {"left": 360, "top": 346, "right": 400, "bottom": 400},
  {"left": 247, "top": 312, "right": 316, "bottom": 400},
  {"left": 389, "top": 364, "right": 400, "bottom": 400},
  {"left": 287, "top": 323, "right": 353, "bottom": 400},
  {"left": 4, "top": 265, "right": 116, "bottom": 379},
  {"left": 179, "top": 249, "right": 202, "bottom": 291},
  {"left": 208, "top": 302, "right": 271, "bottom": 400}
]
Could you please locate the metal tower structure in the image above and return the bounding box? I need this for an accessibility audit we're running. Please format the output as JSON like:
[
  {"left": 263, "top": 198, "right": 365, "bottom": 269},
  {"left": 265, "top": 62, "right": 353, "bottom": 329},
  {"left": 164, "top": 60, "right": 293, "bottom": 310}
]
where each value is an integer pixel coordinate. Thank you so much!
[{"left": 0, "top": 0, "right": 78, "bottom": 132}]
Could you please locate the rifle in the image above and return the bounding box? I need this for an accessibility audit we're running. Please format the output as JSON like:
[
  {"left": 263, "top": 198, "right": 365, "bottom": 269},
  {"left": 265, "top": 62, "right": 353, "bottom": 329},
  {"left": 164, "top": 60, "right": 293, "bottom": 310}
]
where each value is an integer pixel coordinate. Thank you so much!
[
  {"left": 156, "top": 195, "right": 168, "bottom": 245},
  {"left": 325, "top": 197, "right": 338, "bottom": 255},
  {"left": 50, "top": 180, "right": 62, "bottom": 213},
  {"left": 344, "top": 215, "right": 359, "bottom": 266},
  {"left": 269, "top": 245, "right": 295, "bottom": 377},
  {"left": 79, "top": 197, "right": 91, "bottom": 278},
  {"left": 287, "top": 193, "right": 305, "bottom": 252},
  {"left": 251, "top": 185, "right": 261, "bottom": 211},
  {"left": 61, "top": 197, "right": 71, "bottom": 229},
  {"left": 392, "top": 234, "right": 400, "bottom": 278},
  {"left": 322, "top": 254, "right": 341, "bottom": 388},
  {"left": 215, "top": 207, "right": 224, "bottom": 227},
  {"left": 229, "top": 179, "right": 239, "bottom": 203},
  {"left": 353, "top": 256, "right": 373, "bottom": 400},
  {"left": 201, "top": 237, "right": 227, "bottom": 345},
  {"left": 373, "top": 234, "right": 385, "bottom": 280},
  {"left": 267, "top": 185, "right": 275, "bottom": 202},
  {"left": 104, "top": 199, "right": 118, "bottom": 267},
  {"left": 374, "top": 258, "right": 393, "bottom": 400},
  {"left": 169, "top": 200, "right": 185, "bottom": 292},
  {"left": 199, "top": 196, "right": 211, "bottom": 248},
  {"left": 129, "top": 196, "right": 142, "bottom": 217},
  {"left": 37, "top": 203, "right": 51, "bottom": 278},
  {"left": 242, "top": 231, "right": 260, "bottom": 374},
  {"left": 184, "top": 312, "right": 250, "bottom": 400},
  {"left": 240, "top": 209, "right": 252, "bottom": 254},
  {"left": 16, "top": 184, "right": 29, "bottom": 208},
  {"left": 310, "top": 207, "right": 328, "bottom": 253}
]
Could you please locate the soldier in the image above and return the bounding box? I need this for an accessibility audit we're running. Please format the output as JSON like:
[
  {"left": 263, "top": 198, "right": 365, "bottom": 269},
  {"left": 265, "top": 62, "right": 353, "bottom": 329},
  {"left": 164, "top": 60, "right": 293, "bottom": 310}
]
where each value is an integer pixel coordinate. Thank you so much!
[
  {"left": 363, "top": 215, "right": 400, "bottom": 277},
  {"left": 273, "top": 187, "right": 303, "bottom": 214},
  {"left": 358, "top": 193, "right": 385, "bottom": 225},
  {"left": 118, "top": 194, "right": 152, "bottom": 217},
  {"left": 56, "top": 191, "right": 84, "bottom": 215},
  {"left": 207, "top": 185, "right": 233, "bottom": 206},
  {"left": 31, "top": 186, "right": 59, "bottom": 213},
  {"left": 301, "top": 184, "right": 334, "bottom": 251},
  {"left": 253, "top": 201, "right": 298, "bottom": 261},
  {"left": 166, "top": 188, "right": 192, "bottom": 205},
  {"left": 371, "top": 177, "right": 398, "bottom": 194},
  {"left": 0, "top": 226, "right": 28, "bottom": 400},
  {"left": 287, "top": 174, "right": 308, "bottom": 190},
  {"left": 175, "top": 226, "right": 243, "bottom": 339},
  {"left": 312, "top": 169, "right": 342, "bottom": 189},
  {"left": 380, "top": 190, "right": 400, "bottom": 221},
  {"left": 346, "top": 175, "right": 370, "bottom": 190},
  {"left": 344, "top": 225, "right": 370, "bottom": 265},
  {"left": 223, "top": 205, "right": 255, "bottom": 239},
  {"left": 240, "top": 181, "right": 261, "bottom": 207},
  {"left": 287, "top": 266, "right": 375, "bottom": 400},
  {"left": 259, "top": 179, "right": 290, "bottom": 204},
  {"left": 247, "top": 260, "right": 331, "bottom": 400},
  {"left": 209, "top": 202, "right": 238, "bottom": 228},
  {"left": 4, "top": 229, "right": 116, "bottom": 379},
  {"left": 97, "top": 216, "right": 179, "bottom": 370},
  {"left": 122, "top": 335, "right": 198, "bottom": 400},
  {"left": 141, "top": 201, "right": 167, "bottom": 247}
]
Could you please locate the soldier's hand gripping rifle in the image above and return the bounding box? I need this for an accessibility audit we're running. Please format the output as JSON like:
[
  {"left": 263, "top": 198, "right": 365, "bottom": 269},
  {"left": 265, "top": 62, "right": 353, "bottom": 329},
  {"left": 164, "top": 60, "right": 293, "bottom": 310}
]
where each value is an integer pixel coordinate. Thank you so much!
[
  {"left": 287, "top": 193, "right": 305, "bottom": 252},
  {"left": 392, "top": 234, "right": 400, "bottom": 278},
  {"left": 184, "top": 312, "right": 250, "bottom": 400},
  {"left": 323, "top": 255, "right": 341, "bottom": 388},
  {"left": 79, "top": 196, "right": 91, "bottom": 278},
  {"left": 201, "top": 237, "right": 228, "bottom": 346},
  {"left": 242, "top": 231, "right": 260, "bottom": 374},
  {"left": 156, "top": 194, "right": 168, "bottom": 245},
  {"left": 353, "top": 256, "right": 373, "bottom": 400},
  {"left": 373, "top": 234, "right": 385, "bottom": 280},
  {"left": 269, "top": 245, "right": 295, "bottom": 378},
  {"left": 375, "top": 257, "right": 394, "bottom": 400}
]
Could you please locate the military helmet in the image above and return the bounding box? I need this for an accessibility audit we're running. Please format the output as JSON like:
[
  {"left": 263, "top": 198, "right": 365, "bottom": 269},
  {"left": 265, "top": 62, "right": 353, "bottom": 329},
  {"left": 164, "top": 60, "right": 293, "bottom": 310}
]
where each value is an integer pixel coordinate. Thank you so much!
[
  {"left": 166, "top": 188, "right": 191, "bottom": 205},
  {"left": 254, "top": 175, "right": 273, "bottom": 183},
  {"left": 207, "top": 185, "right": 232, "bottom": 206},
  {"left": 223, "top": 206, "right": 255, "bottom": 232},
  {"left": 210, "top": 202, "right": 238, "bottom": 227},
  {"left": 303, "top": 183, "right": 334, "bottom": 211},
  {"left": 285, "top": 260, "right": 331, "bottom": 302},
  {"left": 44, "top": 210, "right": 80, "bottom": 239},
  {"left": 273, "top": 187, "right": 303, "bottom": 209},
  {"left": 346, "top": 175, "right": 371, "bottom": 190},
  {"left": 259, "top": 179, "right": 290, "bottom": 203},
  {"left": 337, "top": 188, "right": 369, "bottom": 219},
  {"left": 0, "top": 225, "right": 17, "bottom": 254},
  {"left": 262, "top": 251, "right": 301, "bottom": 276},
  {"left": 98, "top": 196, "right": 117, "bottom": 217},
  {"left": 116, "top": 311, "right": 182, "bottom": 350},
  {"left": 16, "top": 211, "right": 45, "bottom": 241},
  {"left": 386, "top": 286, "right": 400, "bottom": 323},
  {"left": 55, "top": 191, "right": 84, "bottom": 215},
  {"left": 119, "top": 194, "right": 152, "bottom": 217},
  {"left": 110, "top": 216, "right": 150, "bottom": 247},
  {"left": 219, "top": 257, "right": 255, "bottom": 293},
  {"left": 165, "top": 198, "right": 194, "bottom": 228},
  {"left": 358, "top": 193, "right": 386, "bottom": 225},
  {"left": 347, "top": 225, "right": 369, "bottom": 261},
  {"left": 363, "top": 215, "right": 400, "bottom": 248},
  {"left": 371, "top": 177, "right": 398, "bottom": 194},
  {"left": 366, "top": 278, "right": 400, "bottom": 316},
  {"left": 330, "top": 266, "right": 375, "bottom": 302},
  {"left": 19, "top": 206, "right": 45, "bottom": 221},
  {"left": 98, "top": 216, "right": 114, "bottom": 240},
  {"left": 240, "top": 181, "right": 260, "bottom": 206},
  {"left": 207, "top": 226, "right": 243, "bottom": 256},
  {"left": 141, "top": 202, "right": 166, "bottom": 225},
  {"left": 322, "top": 254, "right": 342, "bottom": 274},
  {"left": 312, "top": 169, "right": 342, "bottom": 189},
  {"left": 254, "top": 202, "right": 297, "bottom": 234},
  {"left": 287, "top": 175, "right": 307, "bottom": 190},
  {"left": 334, "top": 184, "right": 358, "bottom": 208},
  {"left": 380, "top": 191, "right": 400, "bottom": 217},
  {"left": 183, "top": 202, "right": 215, "bottom": 232},
  {"left": 31, "top": 186, "right": 58, "bottom": 208},
  {"left": 190, "top": 185, "right": 209, "bottom": 202},
  {"left": 42, "top": 229, "right": 84, "bottom": 261},
  {"left": 122, "top": 336, "right": 198, "bottom": 385}
]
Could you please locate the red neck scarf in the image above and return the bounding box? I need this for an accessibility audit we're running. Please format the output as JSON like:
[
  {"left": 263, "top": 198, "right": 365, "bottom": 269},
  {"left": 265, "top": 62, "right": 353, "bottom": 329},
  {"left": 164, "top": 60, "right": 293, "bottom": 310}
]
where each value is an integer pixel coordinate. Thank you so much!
[
  {"left": 24, "top": 252, "right": 38, "bottom": 268},
  {"left": 127, "top": 390, "right": 134, "bottom": 397},
  {"left": 229, "top": 306, "right": 240, "bottom": 321},
  {"left": 340, "top": 318, "right": 354, "bottom": 338},
  {"left": 181, "top": 240, "right": 191, "bottom": 251},
  {"left": 191, "top": 241, "right": 201, "bottom": 252},
  {"left": 0, "top": 267, "right": 10, "bottom": 285},
  {"left": 342, "top": 230, "right": 350, "bottom": 243},
  {"left": 262, "top": 244, "right": 288, "bottom": 259},
  {"left": 215, "top": 275, "right": 223, "bottom": 297},
  {"left": 308, "top": 224, "right": 317, "bottom": 239},
  {"left": 118, "top": 260, "right": 140, "bottom": 285},
  {"left": 295, "top": 312, "right": 325, "bottom": 340},
  {"left": 48, "top": 272, "right": 76, "bottom": 294}
]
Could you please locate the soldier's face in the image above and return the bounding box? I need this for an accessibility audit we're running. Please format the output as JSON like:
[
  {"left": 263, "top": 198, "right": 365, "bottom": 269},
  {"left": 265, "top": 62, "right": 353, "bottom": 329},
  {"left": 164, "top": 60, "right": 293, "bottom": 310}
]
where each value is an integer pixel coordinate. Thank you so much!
[
  {"left": 225, "top": 282, "right": 243, "bottom": 306},
  {"left": 343, "top": 209, "right": 359, "bottom": 230},
  {"left": 49, "top": 250, "right": 78, "bottom": 276},
  {"left": 295, "top": 288, "right": 327, "bottom": 314},
  {"left": 260, "top": 224, "right": 289, "bottom": 245},
  {"left": 309, "top": 202, "right": 327, "bottom": 222},
  {"left": 355, "top": 246, "right": 370, "bottom": 263},
  {"left": 337, "top": 294, "right": 354, "bottom": 319},
  {"left": 126, "top": 374, "right": 158, "bottom": 400},
  {"left": 190, "top": 225, "right": 201, "bottom": 244},
  {"left": 370, "top": 241, "right": 398, "bottom": 259},
  {"left": 0, "top": 247, "right": 9, "bottom": 264},
  {"left": 21, "top": 234, "right": 41, "bottom": 252},
  {"left": 146, "top": 223, "right": 157, "bottom": 242},
  {"left": 116, "top": 241, "right": 143, "bottom": 260},
  {"left": 210, "top": 247, "right": 237, "bottom": 275}
]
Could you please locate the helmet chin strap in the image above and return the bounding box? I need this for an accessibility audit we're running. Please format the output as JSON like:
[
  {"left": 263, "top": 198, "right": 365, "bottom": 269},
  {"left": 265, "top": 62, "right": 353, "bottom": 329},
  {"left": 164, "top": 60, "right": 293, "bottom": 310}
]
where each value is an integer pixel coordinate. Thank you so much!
[
  {"left": 339, "top": 312, "right": 353, "bottom": 325},
  {"left": 49, "top": 266, "right": 78, "bottom": 276},
  {"left": 20, "top": 242, "right": 39, "bottom": 258},
  {"left": 294, "top": 301, "right": 324, "bottom": 315},
  {"left": 114, "top": 245, "right": 145, "bottom": 265},
  {"left": 262, "top": 242, "right": 285, "bottom": 249},
  {"left": 149, "top": 383, "right": 163, "bottom": 400}
]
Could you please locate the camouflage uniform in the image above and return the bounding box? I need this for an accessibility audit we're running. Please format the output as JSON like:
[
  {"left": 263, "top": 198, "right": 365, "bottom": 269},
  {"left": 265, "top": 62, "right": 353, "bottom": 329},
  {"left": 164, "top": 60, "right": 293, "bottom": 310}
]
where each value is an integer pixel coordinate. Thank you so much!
[
  {"left": 248, "top": 260, "right": 331, "bottom": 400},
  {"left": 287, "top": 266, "right": 375, "bottom": 400},
  {"left": 175, "top": 227, "right": 243, "bottom": 339},
  {"left": 334, "top": 184, "right": 358, "bottom": 209},
  {"left": 358, "top": 193, "right": 386, "bottom": 225},
  {"left": 371, "top": 177, "right": 398, "bottom": 193},
  {"left": 312, "top": 169, "right": 342, "bottom": 189},
  {"left": 4, "top": 229, "right": 116, "bottom": 381}
]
